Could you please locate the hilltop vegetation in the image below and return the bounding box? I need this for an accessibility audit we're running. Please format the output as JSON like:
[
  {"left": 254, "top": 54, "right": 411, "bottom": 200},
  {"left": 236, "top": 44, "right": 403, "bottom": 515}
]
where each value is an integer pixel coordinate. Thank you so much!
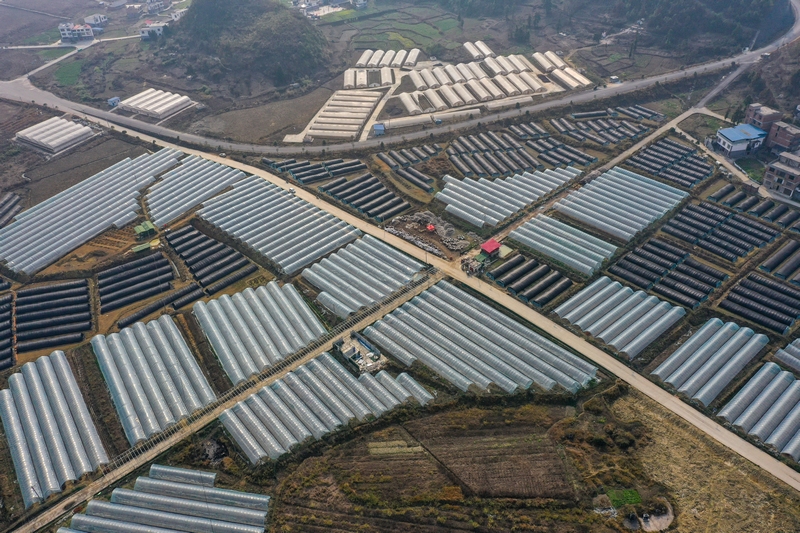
[
  {"left": 175, "top": 0, "right": 329, "bottom": 85},
  {"left": 615, "top": 0, "right": 791, "bottom": 49}
]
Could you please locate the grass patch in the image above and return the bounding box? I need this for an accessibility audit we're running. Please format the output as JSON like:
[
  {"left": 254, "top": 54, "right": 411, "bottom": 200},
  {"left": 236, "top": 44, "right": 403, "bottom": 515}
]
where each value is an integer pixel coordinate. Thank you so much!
[
  {"left": 37, "top": 48, "right": 73, "bottom": 61},
  {"left": 53, "top": 59, "right": 84, "bottom": 86},
  {"left": 679, "top": 114, "right": 726, "bottom": 140},
  {"left": 608, "top": 53, "right": 624, "bottom": 62},
  {"left": 607, "top": 489, "right": 642, "bottom": 507},
  {"left": 736, "top": 157, "right": 765, "bottom": 183},
  {"left": 22, "top": 29, "right": 61, "bottom": 46},
  {"left": 434, "top": 18, "right": 459, "bottom": 32},
  {"left": 387, "top": 32, "right": 417, "bottom": 48}
]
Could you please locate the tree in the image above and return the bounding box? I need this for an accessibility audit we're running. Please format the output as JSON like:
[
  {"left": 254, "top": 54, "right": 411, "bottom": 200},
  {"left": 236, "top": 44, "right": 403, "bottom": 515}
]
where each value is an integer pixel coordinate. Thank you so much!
[{"left": 543, "top": 0, "right": 552, "bottom": 15}]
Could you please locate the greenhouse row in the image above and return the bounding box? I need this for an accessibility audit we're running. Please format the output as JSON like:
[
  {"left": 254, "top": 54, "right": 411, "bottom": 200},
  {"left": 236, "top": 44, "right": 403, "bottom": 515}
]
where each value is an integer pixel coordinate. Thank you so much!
[
  {"left": 118, "top": 88, "right": 193, "bottom": 120},
  {"left": 0, "top": 148, "right": 182, "bottom": 274},
  {"left": 301, "top": 235, "right": 423, "bottom": 318},
  {"left": 555, "top": 167, "right": 687, "bottom": 241},
  {"left": 14, "top": 279, "right": 92, "bottom": 353},
  {"left": 355, "top": 48, "right": 419, "bottom": 68},
  {"left": 555, "top": 276, "right": 686, "bottom": 359},
  {"left": 760, "top": 239, "right": 800, "bottom": 283},
  {"left": 463, "top": 41, "right": 495, "bottom": 59},
  {"left": 60, "top": 464, "right": 270, "bottom": 533},
  {"left": 166, "top": 225, "right": 255, "bottom": 295},
  {"left": 437, "top": 167, "right": 579, "bottom": 228},
  {"left": 486, "top": 254, "right": 573, "bottom": 307},
  {"left": 193, "top": 282, "right": 326, "bottom": 385},
  {"left": 718, "top": 362, "right": 800, "bottom": 461},
  {"left": 712, "top": 185, "right": 799, "bottom": 227},
  {"left": 720, "top": 273, "right": 800, "bottom": 335},
  {"left": 219, "top": 352, "right": 429, "bottom": 464},
  {"left": 0, "top": 351, "right": 108, "bottom": 509},
  {"left": 525, "top": 136, "right": 596, "bottom": 167},
  {"left": 91, "top": 316, "right": 216, "bottom": 445},
  {"left": 663, "top": 202, "right": 777, "bottom": 262},
  {"left": 652, "top": 318, "right": 769, "bottom": 406},
  {"left": 774, "top": 339, "right": 800, "bottom": 375},
  {"left": 626, "top": 138, "right": 712, "bottom": 188},
  {"left": 609, "top": 238, "right": 726, "bottom": 309},
  {"left": 198, "top": 176, "right": 361, "bottom": 274},
  {"left": 307, "top": 91, "right": 382, "bottom": 140},
  {"left": 551, "top": 115, "right": 650, "bottom": 145},
  {"left": 146, "top": 155, "right": 246, "bottom": 227},
  {"left": 364, "top": 281, "right": 597, "bottom": 394},
  {"left": 509, "top": 215, "right": 617, "bottom": 275},
  {"left": 15, "top": 116, "right": 94, "bottom": 154},
  {"left": 97, "top": 253, "right": 175, "bottom": 313},
  {"left": 319, "top": 173, "right": 412, "bottom": 220}
]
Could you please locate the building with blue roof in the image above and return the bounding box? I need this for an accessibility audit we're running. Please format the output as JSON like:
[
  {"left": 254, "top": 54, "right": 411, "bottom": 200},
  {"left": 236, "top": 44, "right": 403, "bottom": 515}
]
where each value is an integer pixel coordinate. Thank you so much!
[{"left": 716, "top": 123, "right": 767, "bottom": 158}]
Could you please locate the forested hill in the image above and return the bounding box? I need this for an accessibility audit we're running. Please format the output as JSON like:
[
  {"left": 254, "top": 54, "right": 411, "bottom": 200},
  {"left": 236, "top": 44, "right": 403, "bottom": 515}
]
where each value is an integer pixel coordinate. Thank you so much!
[
  {"left": 175, "top": 0, "right": 329, "bottom": 85},
  {"left": 615, "top": 0, "right": 791, "bottom": 48}
]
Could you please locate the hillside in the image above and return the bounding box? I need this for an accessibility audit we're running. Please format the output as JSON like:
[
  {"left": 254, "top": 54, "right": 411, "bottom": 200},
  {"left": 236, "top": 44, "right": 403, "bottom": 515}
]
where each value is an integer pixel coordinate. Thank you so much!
[
  {"left": 614, "top": 0, "right": 793, "bottom": 51},
  {"left": 174, "top": 0, "right": 329, "bottom": 85}
]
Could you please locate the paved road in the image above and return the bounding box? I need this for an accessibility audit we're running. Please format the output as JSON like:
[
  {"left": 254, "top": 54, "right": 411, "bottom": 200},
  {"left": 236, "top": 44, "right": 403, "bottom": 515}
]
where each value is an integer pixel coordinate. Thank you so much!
[{"left": 1, "top": 0, "right": 798, "bottom": 156}]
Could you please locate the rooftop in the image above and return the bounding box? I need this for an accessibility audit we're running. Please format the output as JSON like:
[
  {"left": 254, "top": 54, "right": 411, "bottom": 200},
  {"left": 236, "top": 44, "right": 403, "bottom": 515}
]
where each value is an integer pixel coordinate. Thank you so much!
[
  {"left": 481, "top": 238, "right": 501, "bottom": 254},
  {"left": 774, "top": 121, "right": 800, "bottom": 135},
  {"left": 749, "top": 102, "right": 781, "bottom": 116},
  {"left": 718, "top": 124, "right": 767, "bottom": 143}
]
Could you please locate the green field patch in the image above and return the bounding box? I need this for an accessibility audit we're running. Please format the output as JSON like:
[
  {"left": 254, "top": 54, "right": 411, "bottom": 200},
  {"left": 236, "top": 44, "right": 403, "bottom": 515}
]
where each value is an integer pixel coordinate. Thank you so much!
[
  {"left": 387, "top": 32, "right": 419, "bottom": 48},
  {"left": 434, "top": 18, "right": 459, "bottom": 32},
  {"left": 401, "top": 6, "right": 444, "bottom": 18},
  {"left": 37, "top": 48, "right": 73, "bottom": 61},
  {"left": 392, "top": 22, "right": 441, "bottom": 39},
  {"left": 112, "top": 57, "right": 142, "bottom": 73},
  {"left": 23, "top": 29, "right": 61, "bottom": 46},
  {"left": 607, "top": 489, "right": 642, "bottom": 508},
  {"left": 54, "top": 59, "right": 84, "bottom": 86},
  {"left": 736, "top": 157, "right": 765, "bottom": 183},
  {"left": 608, "top": 53, "right": 623, "bottom": 63}
]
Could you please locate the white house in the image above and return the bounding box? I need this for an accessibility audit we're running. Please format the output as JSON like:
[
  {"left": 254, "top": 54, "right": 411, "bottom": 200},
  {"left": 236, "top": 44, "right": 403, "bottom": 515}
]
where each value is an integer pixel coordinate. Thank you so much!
[
  {"left": 144, "top": 0, "right": 165, "bottom": 14},
  {"left": 170, "top": 9, "right": 188, "bottom": 21},
  {"left": 140, "top": 22, "right": 168, "bottom": 39},
  {"left": 84, "top": 14, "right": 108, "bottom": 26},
  {"left": 58, "top": 23, "right": 94, "bottom": 41},
  {"left": 716, "top": 124, "right": 768, "bottom": 158}
]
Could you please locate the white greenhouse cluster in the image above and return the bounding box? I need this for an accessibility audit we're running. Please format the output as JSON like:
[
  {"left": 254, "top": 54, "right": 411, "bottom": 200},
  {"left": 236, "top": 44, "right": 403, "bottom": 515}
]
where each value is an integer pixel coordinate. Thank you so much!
[
  {"left": 301, "top": 234, "right": 424, "bottom": 318},
  {"left": 718, "top": 362, "right": 800, "bottom": 461},
  {"left": 59, "top": 464, "right": 271, "bottom": 533},
  {"left": 193, "top": 282, "right": 327, "bottom": 385},
  {"left": 198, "top": 176, "right": 361, "bottom": 274},
  {"left": 0, "top": 351, "right": 108, "bottom": 509},
  {"left": 308, "top": 90, "right": 382, "bottom": 140},
  {"left": 462, "top": 41, "right": 496, "bottom": 59},
  {"left": 365, "top": 281, "right": 597, "bottom": 394},
  {"left": 510, "top": 215, "right": 618, "bottom": 275},
  {"left": 437, "top": 167, "right": 580, "bottom": 228},
  {"left": 554, "top": 167, "right": 688, "bottom": 241},
  {"left": 118, "top": 88, "right": 193, "bottom": 119},
  {"left": 651, "top": 318, "right": 769, "bottom": 406},
  {"left": 555, "top": 277, "right": 686, "bottom": 359},
  {"left": 15, "top": 117, "right": 94, "bottom": 154},
  {"left": 219, "top": 352, "right": 432, "bottom": 464},
  {"left": 355, "top": 48, "right": 420, "bottom": 68},
  {"left": 0, "top": 148, "right": 182, "bottom": 275},
  {"left": 146, "top": 155, "right": 246, "bottom": 227},
  {"left": 91, "top": 316, "right": 217, "bottom": 446}
]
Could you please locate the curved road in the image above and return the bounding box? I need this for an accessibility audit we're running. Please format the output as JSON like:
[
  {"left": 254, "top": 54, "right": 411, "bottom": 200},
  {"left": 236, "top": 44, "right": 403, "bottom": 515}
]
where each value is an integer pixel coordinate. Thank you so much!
[{"left": 1, "top": 0, "right": 799, "bottom": 156}]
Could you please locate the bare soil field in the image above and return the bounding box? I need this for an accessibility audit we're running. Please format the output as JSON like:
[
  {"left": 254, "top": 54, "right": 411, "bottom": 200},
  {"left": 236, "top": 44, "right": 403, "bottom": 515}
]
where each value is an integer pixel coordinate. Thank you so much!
[
  {"left": 613, "top": 390, "right": 800, "bottom": 533},
  {"left": 188, "top": 84, "right": 338, "bottom": 143},
  {"left": 0, "top": 50, "right": 43, "bottom": 81},
  {"left": 0, "top": 8, "right": 58, "bottom": 46},
  {"left": 0, "top": 101, "right": 56, "bottom": 191},
  {"left": 16, "top": 136, "right": 148, "bottom": 208}
]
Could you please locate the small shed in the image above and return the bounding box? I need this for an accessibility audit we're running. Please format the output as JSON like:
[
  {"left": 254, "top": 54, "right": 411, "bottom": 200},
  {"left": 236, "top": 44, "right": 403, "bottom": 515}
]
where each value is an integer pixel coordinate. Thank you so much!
[{"left": 373, "top": 123, "right": 385, "bottom": 136}]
